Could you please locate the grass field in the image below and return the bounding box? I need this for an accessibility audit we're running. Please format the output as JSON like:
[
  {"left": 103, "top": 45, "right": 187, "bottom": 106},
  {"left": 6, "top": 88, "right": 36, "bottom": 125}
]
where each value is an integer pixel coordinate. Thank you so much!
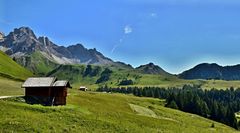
[{"left": 0, "top": 78, "right": 238, "bottom": 132}]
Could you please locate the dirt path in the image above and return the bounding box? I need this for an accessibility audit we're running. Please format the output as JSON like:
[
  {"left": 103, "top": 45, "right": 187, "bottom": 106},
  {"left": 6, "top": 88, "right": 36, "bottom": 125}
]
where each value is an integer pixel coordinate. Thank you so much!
[
  {"left": 0, "top": 95, "right": 23, "bottom": 99},
  {"left": 129, "top": 103, "right": 180, "bottom": 123}
]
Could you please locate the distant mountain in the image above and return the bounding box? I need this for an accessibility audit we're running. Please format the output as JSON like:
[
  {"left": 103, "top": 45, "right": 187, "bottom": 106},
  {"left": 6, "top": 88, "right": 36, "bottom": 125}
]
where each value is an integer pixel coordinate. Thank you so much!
[
  {"left": 136, "top": 62, "right": 171, "bottom": 75},
  {"left": 0, "top": 27, "right": 114, "bottom": 65},
  {"left": 179, "top": 63, "right": 240, "bottom": 80},
  {"left": 0, "top": 27, "right": 132, "bottom": 75}
]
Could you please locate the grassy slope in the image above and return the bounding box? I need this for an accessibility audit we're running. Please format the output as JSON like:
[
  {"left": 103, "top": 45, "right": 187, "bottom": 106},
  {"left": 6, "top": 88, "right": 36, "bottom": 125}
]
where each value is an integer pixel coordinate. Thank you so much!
[
  {"left": 0, "top": 51, "right": 32, "bottom": 80},
  {"left": 0, "top": 90, "right": 237, "bottom": 132},
  {"left": 0, "top": 78, "right": 238, "bottom": 132}
]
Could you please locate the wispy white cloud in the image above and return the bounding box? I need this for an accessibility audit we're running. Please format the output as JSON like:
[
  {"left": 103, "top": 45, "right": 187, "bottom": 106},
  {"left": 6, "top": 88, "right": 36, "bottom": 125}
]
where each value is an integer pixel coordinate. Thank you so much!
[
  {"left": 0, "top": 19, "right": 11, "bottom": 25},
  {"left": 150, "top": 13, "right": 158, "bottom": 18},
  {"left": 111, "top": 44, "right": 118, "bottom": 53},
  {"left": 111, "top": 25, "right": 133, "bottom": 53},
  {"left": 124, "top": 25, "right": 133, "bottom": 34},
  {"left": 111, "top": 38, "right": 125, "bottom": 53},
  {"left": 123, "top": 0, "right": 240, "bottom": 6}
]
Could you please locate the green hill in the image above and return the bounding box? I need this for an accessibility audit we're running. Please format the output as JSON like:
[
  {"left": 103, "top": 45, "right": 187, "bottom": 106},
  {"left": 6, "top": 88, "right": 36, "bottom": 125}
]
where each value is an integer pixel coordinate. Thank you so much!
[
  {"left": 45, "top": 64, "right": 240, "bottom": 90},
  {"left": 46, "top": 64, "right": 192, "bottom": 89},
  {"left": 0, "top": 51, "right": 32, "bottom": 81}
]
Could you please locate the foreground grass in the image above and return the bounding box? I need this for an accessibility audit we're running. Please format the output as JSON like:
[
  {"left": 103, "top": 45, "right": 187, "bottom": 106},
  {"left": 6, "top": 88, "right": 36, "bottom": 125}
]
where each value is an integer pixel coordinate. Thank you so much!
[
  {"left": 0, "top": 90, "right": 238, "bottom": 133},
  {"left": 0, "top": 77, "right": 24, "bottom": 96}
]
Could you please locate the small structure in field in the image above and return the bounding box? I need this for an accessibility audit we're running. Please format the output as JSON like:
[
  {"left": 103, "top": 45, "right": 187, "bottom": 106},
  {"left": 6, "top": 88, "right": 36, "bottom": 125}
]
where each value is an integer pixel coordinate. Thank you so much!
[
  {"left": 79, "top": 86, "right": 88, "bottom": 91},
  {"left": 22, "top": 77, "right": 71, "bottom": 106}
]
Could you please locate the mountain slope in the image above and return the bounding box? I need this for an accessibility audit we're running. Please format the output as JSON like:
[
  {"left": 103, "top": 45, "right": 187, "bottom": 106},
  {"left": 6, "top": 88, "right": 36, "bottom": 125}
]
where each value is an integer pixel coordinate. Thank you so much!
[
  {"left": 0, "top": 51, "right": 32, "bottom": 80},
  {"left": 21, "top": 51, "right": 59, "bottom": 76},
  {"left": 0, "top": 27, "right": 132, "bottom": 75},
  {"left": 179, "top": 63, "right": 240, "bottom": 80}
]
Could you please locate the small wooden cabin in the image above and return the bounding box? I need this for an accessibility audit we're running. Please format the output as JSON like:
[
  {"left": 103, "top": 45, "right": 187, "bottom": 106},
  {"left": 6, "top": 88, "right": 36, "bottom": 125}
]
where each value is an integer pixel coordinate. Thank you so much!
[
  {"left": 22, "top": 77, "right": 71, "bottom": 106},
  {"left": 79, "top": 86, "right": 88, "bottom": 91}
]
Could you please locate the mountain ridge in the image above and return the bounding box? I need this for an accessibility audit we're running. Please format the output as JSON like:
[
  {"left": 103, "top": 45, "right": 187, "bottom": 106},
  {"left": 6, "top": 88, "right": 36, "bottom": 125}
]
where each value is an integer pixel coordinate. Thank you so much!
[
  {"left": 0, "top": 27, "right": 135, "bottom": 75},
  {"left": 179, "top": 63, "right": 240, "bottom": 80},
  {"left": 0, "top": 27, "right": 115, "bottom": 65}
]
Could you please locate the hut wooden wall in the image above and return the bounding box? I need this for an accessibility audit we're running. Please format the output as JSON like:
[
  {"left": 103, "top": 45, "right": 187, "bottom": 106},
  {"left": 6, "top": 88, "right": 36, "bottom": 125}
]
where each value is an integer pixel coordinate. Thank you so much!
[
  {"left": 25, "top": 87, "right": 67, "bottom": 106},
  {"left": 25, "top": 87, "right": 51, "bottom": 97},
  {"left": 51, "top": 87, "right": 67, "bottom": 105}
]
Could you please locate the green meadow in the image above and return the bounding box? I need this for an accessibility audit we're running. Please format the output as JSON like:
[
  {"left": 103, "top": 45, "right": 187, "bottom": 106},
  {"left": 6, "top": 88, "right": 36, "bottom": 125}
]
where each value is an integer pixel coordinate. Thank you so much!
[{"left": 0, "top": 78, "right": 238, "bottom": 132}]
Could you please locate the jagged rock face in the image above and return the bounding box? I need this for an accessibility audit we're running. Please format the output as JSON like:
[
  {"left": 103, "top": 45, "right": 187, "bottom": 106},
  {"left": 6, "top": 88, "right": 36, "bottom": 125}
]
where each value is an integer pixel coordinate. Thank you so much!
[
  {"left": 0, "top": 27, "right": 115, "bottom": 65},
  {"left": 1, "top": 27, "right": 41, "bottom": 55},
  {"left": 0, "top": 32, "right": 5, "bottom": 42}
]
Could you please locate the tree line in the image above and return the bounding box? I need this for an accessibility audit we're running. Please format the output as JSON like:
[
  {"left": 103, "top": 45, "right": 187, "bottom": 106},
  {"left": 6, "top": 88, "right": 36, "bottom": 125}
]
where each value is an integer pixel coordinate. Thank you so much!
[{"left": 97, "top": 85, "right": 240, "bottom": 129}]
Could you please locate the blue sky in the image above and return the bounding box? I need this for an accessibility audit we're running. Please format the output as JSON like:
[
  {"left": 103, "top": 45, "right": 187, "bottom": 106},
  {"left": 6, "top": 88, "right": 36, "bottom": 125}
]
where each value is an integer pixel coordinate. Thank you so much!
[{"left": 1, "top": 0, "right": 240, "bottom": 74}]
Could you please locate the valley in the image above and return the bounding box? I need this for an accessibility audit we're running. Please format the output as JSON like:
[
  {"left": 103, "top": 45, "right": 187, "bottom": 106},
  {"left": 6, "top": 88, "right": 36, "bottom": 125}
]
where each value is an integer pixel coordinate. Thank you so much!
[{"left": 1, "top": 27, "right": 240, "bottom": 132}]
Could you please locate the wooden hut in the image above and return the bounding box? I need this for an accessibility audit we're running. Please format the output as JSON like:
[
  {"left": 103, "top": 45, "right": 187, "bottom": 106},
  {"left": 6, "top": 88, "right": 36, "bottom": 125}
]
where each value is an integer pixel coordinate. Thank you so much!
[
  {"left": 79, "top": 86, "right": 88, "bottom": 91},
  {"left": 22, "top": 77, "right": 71, "bottom": 106}
]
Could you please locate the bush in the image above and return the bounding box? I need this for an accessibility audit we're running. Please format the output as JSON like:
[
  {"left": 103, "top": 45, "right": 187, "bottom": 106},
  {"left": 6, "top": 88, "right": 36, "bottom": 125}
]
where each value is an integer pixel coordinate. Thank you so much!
[
  {"left": 96, "top": 68, "right": 112, "bottom": 84},
  {"left": 119, "top": 79, "right": 133, "bottom": 85}
]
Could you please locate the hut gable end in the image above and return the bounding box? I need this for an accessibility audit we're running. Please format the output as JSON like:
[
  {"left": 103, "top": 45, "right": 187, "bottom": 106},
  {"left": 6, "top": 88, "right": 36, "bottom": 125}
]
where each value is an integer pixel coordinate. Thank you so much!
[{"left": 53, "top": 80, "right": 71, "bottom": 88}]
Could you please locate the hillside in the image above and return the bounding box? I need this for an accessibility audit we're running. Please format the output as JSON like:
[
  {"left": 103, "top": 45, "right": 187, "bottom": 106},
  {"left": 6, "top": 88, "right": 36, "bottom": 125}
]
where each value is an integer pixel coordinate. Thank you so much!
[
  {"left": 0, "top": 51, "right": 32, "bottom": 80},
  {"left": 44, "top": 63, "right": 240, "bottom": 90},
  {"left": 0, "top": 89, "right": 237, "bottom": 132},
  {"left": 179, "top": 63, "right": 240, "bottom": 80}
]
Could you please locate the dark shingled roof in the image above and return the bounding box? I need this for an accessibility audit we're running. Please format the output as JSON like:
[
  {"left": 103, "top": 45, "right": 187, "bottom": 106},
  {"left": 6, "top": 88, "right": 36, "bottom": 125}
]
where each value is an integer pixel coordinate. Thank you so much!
[
  {"left": 22, "top": 77, "right": 56, "bottom": 88},
  {"left": 53, "top": 80, "right": 71, "bottom": 88},
  {"left": 22, "top": 77, "right": 71, "bottom": 88}
]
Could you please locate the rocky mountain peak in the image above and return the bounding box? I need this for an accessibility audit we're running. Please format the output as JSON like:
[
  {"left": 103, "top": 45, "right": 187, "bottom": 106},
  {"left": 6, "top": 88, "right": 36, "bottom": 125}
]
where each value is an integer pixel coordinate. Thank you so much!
[
  {"left": 0, "top": 27, "right": 41, "bottom": 55},
  {"left": 12, "top": 27, "right": 37, "bottom": 39},
  {"left": 136, "top": 62, "right": 170, "bottom": 75},
  {"left": 147, "top": 62, "right": 155, "bottom": 66},
  {"left": 0, "top": 26, "right": 118, "bottom": 66},
  {"left": 138, "top": 62, "right": 159, "bottom": 69}
]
